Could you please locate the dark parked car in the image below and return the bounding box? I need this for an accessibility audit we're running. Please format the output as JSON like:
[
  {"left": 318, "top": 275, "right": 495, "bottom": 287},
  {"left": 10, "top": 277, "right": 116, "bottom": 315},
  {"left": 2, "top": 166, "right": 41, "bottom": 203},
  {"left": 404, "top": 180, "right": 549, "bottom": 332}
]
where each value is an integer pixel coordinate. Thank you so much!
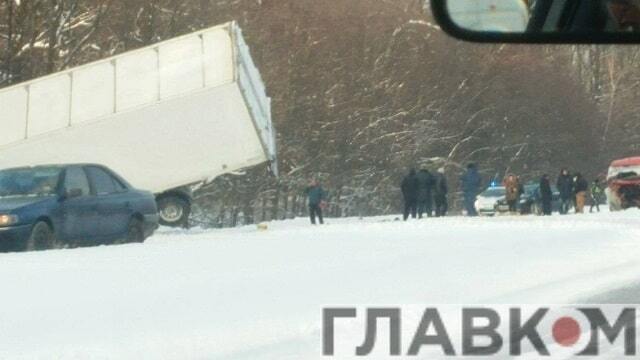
[
  {"left": 0, "top": 164, "right": 159, "bottom": 252},
  {"left": 496, "top": 182, "right": 562, "bottom": 215}
]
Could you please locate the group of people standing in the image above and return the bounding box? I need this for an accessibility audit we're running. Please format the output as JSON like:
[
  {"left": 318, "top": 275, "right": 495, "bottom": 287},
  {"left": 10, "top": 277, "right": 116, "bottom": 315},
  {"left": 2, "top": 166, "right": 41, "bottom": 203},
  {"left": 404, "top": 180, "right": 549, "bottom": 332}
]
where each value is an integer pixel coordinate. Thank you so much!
[
  {"left": 401, "top": 163, "right": 606, "bottom": 220},
  {"left": 400, "top": 167, "right": 449, "bottom": 220},
  {"left": 304, "top": 164, "right": 606, "bottom": 226},
  {"left": 492, "top": 168, "right": 605, "bottom": 216},
  {"left": 402, "top": 164, "right": 480, "bottom": 219},
  {"left": 500, "top": 169, "right": 605, "bottom": 216},
  {"left": 509, "top": 170, "right": 596, "bottom": 216},
  {"left": 552, "top": 169, "right": 604, "bottom": 215}
]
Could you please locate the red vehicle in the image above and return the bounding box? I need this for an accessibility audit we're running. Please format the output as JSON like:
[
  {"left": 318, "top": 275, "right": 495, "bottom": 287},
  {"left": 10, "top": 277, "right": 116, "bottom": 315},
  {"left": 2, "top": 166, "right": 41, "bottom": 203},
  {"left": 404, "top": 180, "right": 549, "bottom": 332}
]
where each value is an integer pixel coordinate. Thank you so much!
[{"left": 606, "top": 157, "right": 640, "bottom": 211}]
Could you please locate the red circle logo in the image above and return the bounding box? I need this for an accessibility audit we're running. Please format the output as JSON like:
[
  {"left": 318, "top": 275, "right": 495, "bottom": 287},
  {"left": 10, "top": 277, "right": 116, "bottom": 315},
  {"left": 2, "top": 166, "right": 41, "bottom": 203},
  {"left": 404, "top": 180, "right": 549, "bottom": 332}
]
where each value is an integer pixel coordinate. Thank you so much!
[{"left": 552, "top": 317, "right": 581, "bottom": 347}]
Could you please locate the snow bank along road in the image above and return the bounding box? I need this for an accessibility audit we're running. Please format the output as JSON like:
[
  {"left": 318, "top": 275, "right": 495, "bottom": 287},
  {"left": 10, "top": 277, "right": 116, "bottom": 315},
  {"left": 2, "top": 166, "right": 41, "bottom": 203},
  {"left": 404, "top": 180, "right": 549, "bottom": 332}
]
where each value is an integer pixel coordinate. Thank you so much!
[{"left": 0, "top": 211, "right": 639, "bottom": 359}]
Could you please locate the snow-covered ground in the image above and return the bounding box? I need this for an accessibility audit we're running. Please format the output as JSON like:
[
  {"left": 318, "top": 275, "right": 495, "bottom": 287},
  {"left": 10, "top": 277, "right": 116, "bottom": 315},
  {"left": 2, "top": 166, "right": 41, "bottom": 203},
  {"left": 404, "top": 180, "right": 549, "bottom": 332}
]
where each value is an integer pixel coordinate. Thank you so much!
[{"left": 1, "top": 210, "right": 639, "bottom": 359}]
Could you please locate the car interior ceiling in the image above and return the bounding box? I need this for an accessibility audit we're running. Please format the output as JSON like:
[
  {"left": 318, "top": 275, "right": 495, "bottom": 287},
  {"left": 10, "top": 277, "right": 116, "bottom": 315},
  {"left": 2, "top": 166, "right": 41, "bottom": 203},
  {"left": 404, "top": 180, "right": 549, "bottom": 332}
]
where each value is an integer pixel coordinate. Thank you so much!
[{"left": 527, "top": 0, "right": 619, "bottom": 32}]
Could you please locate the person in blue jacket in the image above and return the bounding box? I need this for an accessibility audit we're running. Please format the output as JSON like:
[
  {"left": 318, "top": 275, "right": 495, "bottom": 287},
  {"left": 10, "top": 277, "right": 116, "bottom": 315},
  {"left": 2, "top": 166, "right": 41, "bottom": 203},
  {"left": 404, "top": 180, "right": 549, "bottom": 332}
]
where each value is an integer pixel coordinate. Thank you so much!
[
  {"left": 460, "top": 163, "right": 482, "bottom": 216},
  {"left": 305, "top": 179, "right": 327, "bottom": 225}
]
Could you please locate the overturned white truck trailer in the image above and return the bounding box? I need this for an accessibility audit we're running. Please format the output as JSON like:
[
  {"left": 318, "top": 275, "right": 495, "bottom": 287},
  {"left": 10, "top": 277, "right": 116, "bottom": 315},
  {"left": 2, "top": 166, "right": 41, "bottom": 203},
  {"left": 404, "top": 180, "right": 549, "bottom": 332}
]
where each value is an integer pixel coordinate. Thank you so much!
[{"left": 0, "top": 22, "right": 277, "bottom": 226}]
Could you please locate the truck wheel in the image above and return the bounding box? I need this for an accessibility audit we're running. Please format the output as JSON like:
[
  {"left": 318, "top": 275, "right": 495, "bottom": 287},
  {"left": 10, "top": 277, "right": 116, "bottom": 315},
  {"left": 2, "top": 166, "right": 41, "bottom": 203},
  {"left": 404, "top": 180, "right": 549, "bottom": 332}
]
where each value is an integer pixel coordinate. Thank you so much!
[
  {"left": 26, "top": 221, "right": 55, "bottom": 251},
  {"left": 157, "top": 196, "right": 190, "bottom": 227}
]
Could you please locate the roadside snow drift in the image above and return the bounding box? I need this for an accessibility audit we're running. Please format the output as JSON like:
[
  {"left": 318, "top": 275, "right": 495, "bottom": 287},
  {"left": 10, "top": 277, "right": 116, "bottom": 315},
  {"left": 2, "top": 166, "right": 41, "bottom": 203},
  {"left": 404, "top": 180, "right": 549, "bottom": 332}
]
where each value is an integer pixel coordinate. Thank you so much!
[{"left": 1, "top": 211, "right": 639, "bottom": 359}]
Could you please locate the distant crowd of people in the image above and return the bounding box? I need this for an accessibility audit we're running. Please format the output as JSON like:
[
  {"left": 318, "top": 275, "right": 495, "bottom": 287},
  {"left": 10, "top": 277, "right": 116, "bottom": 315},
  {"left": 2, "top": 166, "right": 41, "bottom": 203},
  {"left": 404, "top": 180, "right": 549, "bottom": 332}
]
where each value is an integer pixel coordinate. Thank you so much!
[
  {"left": 552, "top": 168, "right": 605, "bottom": 215},
  {"left": 400, "top": 167, "right": 449, "bottom": 220},
  {"left": 400, "top": 164, "right": 606, "bottom": 220},
  {"left": 503, "top": 168, "right": 604, "bottom": 216},
  {"left": 400, "top": 164, "right": 476, "bottom": 220},
  {"left": 303, "top": 164, "right": 606, "bottom": 225}
]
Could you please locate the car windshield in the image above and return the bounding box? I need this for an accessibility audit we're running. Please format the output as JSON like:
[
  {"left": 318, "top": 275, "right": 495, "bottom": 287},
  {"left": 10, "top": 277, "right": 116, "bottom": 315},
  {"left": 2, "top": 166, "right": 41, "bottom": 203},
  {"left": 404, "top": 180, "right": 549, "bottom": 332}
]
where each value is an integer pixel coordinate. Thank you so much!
[
  {"left": 609, "top": 166, "right": 640, "bottom": 179},
  {"left": 481, "top": 187, "right": 505, "bottom": 197},
  {"left": 0, "top": 167, "right": 62, "bottom": 198},
  {"left": 524, "top": 184, "right": 538, "bottom": 194}
]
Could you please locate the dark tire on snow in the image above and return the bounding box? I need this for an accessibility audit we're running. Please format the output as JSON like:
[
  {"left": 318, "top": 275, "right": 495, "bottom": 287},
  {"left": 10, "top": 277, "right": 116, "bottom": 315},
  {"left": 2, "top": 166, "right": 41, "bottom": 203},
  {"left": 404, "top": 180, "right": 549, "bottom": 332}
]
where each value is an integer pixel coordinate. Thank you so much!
[
  {"left": 157, "top": 196, "right": 190, "bottom": 228},
  {"left": 26, "top": 221, "right": 56, "bottom": 251},
  {"left": 126, "top": 218, "right": 145, "bottom": 243},
  {"left": 531, "top": 203, "right": 540, "bottom": 216}
]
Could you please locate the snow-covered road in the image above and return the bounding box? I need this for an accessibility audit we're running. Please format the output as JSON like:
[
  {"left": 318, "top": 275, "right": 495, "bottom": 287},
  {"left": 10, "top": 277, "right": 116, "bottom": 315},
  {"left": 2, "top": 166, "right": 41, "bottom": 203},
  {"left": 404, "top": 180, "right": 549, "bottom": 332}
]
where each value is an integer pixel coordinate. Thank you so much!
[{"left": 0, "top": 211, "right": 639, "bottom": 359}]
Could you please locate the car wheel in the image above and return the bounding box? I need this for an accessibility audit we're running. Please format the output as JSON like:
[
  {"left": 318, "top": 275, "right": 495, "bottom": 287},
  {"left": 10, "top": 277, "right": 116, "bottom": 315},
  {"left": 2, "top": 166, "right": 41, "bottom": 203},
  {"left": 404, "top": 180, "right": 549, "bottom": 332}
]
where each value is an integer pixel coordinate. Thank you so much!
[
  {"left": 126, "top": 218, "right": 145, "bottom": 243},
  {"left": 157, "top": 196, "right": 190, "bottom": 227},
  {"left": 26, "top": 221, "right": 55, "bottom": 251}
]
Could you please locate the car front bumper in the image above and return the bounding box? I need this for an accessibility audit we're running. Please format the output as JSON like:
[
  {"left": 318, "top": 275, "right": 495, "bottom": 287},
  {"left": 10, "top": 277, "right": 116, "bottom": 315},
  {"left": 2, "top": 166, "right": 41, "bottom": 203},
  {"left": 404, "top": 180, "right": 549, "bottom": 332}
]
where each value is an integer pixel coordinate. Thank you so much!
[
  {"left": 0, "top": 224, "right": 32, "bottom": 252},
  {"left": 143, "top": 214, "right": 160, "bottom": 238},
  {"left": 477, "top": 208, "right": 497, "bottom": 216},
  {"left": 608, "top": 181, "right": 640, "bottom": 210}
]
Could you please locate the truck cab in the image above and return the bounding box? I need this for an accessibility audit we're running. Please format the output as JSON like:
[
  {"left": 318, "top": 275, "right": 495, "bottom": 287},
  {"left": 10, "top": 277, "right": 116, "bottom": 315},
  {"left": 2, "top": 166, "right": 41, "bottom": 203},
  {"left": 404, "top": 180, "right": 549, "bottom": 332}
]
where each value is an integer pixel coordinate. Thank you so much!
[{"left": 606, "top": 157, "right": 640, "bottom": 211}]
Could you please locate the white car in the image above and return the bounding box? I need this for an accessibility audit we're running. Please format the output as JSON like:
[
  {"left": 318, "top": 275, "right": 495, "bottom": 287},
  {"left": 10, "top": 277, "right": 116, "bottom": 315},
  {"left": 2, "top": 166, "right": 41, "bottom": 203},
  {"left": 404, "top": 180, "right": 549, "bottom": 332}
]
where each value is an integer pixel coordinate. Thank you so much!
[{"left": 475, "top": 186, "right": 506, "bottom": 216}]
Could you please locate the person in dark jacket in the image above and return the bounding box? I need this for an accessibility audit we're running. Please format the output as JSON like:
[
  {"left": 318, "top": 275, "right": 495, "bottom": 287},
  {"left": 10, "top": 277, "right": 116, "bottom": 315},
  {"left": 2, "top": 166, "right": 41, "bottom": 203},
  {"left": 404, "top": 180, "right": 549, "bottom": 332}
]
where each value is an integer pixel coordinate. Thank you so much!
[
  {"left": 590, "top": 179, "right": 604, "bottom": 213},
  {"left": 433, "top": 167, "right": 449, "bottom": 217},
  {"left": 401, "top": 169, "right": 419, "bottom": 221},
  {"left": 416, "top": 168, "right": 435, "bottom": 218},
  {"left": 460, "top": 163, "right": 482, "bottom": 216},
  {"left": 539, "top": 174, "right": 553, "bottom": 216},
  {"left": 557, "top": 168, "right": 574, "bottom": 215},
  {"left": 574, "top": 173, "right": 589, "bottom": 214},
  {"left": 305, "top": 179, "right": 327, "bottom": 225}
]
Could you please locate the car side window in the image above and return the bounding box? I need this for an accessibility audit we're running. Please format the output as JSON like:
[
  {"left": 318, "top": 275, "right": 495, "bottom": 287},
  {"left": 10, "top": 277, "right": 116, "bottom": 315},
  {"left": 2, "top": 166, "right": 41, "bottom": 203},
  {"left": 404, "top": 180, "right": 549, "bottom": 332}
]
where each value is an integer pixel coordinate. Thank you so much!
[
  {"left": 63, "top": 167, "right": 91, "bottom": 196},
  {"left": 86, "top": 167, "right": 117, "bottom": 195},
  {"left": 112, "top": 177, "right": 127, "bottom": 192}
]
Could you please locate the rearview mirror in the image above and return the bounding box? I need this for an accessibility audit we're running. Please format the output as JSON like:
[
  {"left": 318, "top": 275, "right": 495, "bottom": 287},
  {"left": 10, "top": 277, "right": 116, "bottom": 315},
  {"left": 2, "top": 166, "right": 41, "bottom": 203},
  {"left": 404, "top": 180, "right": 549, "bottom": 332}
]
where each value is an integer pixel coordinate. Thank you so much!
[{"left": 430, "top": 0, "right": 640, "bottom": 43}]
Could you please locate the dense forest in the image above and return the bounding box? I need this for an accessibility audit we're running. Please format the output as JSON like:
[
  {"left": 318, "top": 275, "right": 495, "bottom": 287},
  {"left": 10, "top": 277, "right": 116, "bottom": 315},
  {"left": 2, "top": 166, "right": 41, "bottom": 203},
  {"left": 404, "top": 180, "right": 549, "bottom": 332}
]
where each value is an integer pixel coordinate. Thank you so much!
[{"left": 1, "top": 0, "right": 638, "bottom": 226}]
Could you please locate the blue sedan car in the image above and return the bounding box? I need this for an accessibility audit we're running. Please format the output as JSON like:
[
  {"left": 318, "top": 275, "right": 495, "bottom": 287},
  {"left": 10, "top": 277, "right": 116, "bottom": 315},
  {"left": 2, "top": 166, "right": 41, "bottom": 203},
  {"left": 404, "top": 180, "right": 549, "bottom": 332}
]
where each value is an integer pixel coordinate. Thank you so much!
[{"left": 0, "top": 164, "right": 159, "bottom": 252}]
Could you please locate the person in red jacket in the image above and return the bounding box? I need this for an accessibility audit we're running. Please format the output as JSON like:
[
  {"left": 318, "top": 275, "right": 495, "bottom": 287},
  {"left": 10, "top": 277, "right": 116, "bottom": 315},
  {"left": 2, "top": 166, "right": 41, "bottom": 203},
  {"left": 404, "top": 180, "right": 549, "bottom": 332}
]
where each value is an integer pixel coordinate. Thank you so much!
[{"left": 503, "top": 174, "right": 520, "bottom": 214}]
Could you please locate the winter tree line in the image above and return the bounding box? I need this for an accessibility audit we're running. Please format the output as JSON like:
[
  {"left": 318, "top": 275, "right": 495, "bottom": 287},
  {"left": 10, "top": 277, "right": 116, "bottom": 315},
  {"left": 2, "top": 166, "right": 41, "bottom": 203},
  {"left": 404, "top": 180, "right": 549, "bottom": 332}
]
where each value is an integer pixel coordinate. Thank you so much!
[{"left": 0, "top": 0, "right": 638, "bottom": 227}]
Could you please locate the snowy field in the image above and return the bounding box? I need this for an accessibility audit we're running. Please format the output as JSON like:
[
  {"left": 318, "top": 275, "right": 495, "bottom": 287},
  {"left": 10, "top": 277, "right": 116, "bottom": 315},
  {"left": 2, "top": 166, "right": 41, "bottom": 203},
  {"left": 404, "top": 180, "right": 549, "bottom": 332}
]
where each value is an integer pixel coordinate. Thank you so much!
[{"left": 1, "top": 210, "right": 640, "bottom": 359}]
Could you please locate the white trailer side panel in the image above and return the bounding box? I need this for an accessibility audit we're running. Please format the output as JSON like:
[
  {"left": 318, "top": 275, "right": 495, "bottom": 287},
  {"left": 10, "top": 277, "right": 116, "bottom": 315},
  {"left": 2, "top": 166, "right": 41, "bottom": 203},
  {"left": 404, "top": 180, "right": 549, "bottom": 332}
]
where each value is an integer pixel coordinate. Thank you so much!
[
  {"left": 0, "top": 83, "right": 264, "bottom": 193},
  {"left": 71, "top": 62, "right": 115, "bottom": 124},
  {"left": 0, "top": 87, "right": 28, "bottom": 146}
]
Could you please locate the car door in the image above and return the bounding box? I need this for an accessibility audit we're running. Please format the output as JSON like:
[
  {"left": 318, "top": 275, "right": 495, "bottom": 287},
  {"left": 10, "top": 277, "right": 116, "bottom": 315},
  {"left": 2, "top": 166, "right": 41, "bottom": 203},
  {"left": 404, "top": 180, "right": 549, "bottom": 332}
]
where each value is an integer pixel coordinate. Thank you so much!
[
  {"left": 57, "top": 167, "right": 99, "bottom": 242},
  {"left": 85, "top": 166, "right": 131, "bottom": 240}
]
